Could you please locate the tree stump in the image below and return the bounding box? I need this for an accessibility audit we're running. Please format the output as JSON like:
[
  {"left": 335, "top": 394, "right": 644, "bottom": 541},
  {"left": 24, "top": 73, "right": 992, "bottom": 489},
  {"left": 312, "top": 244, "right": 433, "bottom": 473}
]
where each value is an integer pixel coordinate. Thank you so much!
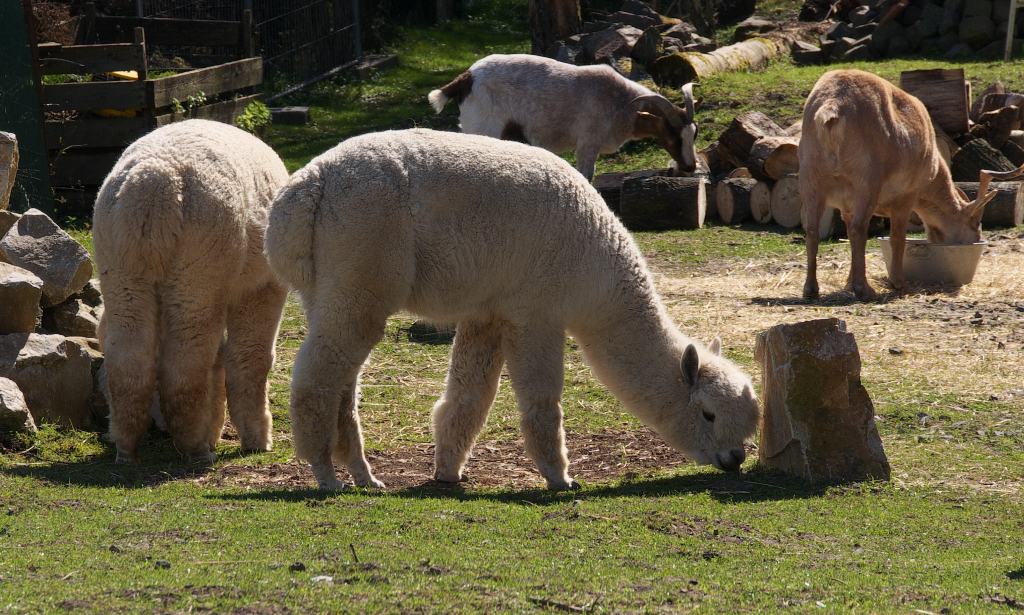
[
  {"left": 955, "top": 181, "right": 1024, "bottom": 228},
  {"left": 751, "top": 180, "right": 773, "bottom": 223},
  {"left": 619, "top": 176, "right": 706, "bottom": 230},
  {"left": 754, "top": 318, "right": 891, "bottom": 482},
  {"left": 593, "top": 168, "right": 667, "bottom": 213},
  {"left": 950, "top": 138, "right": 1018, "bottom": 182},
  {"left": 747, "top": 136, "right": 800, "bottom": 181},
  {"left": 770, "top": 175, "right": 802, "bottom": 228},
  {"left": 899, "top": 68, "right": 970, "bottom": 135},
  {"left": 728, "top": 167, "right": 753, "bottom": 179},
  {"left": 717, "top": 111, "right": 788, "bottom": 170},
  {"left": 802, "top": 204, "right": 841, "bottom": 240},
  {"left": 716, "top": 178, "right": 757, "bottom": 224}
]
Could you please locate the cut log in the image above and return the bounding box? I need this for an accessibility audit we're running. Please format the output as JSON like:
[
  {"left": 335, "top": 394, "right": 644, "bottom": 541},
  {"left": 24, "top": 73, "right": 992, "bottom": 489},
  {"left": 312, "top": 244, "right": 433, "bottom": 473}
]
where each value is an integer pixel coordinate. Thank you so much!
[
  {"left": 751, "top": 180, "right": 773, "bottom": 223},
  {"left": 716, "top": 177, "right": 757, "bottom": 224},
  {"left": 978, "top": 105, "right": 1021, "bottom": 149},
  {"left": 754, "top": 318, "right": 890, "bottom": 482},
  {"left": 770, "top": 175, "right": 802, "bottom": 228},
  {"left": 718, "top": 111, "right": 788, "bottom": 169},
  {"left": 747, "top": 136, "right": 800, "bottom": 181},
  {"left": 699, "top": 142, "right": 729, "bottom": 176},
  {"left": 619, "top": 176, "right": 707, "bottom": 230},
  {"left": 706, "top": 182, "right": 719, "bottom": 221},
  {"left": 899, "top": 68, "right": 969, "bottom": 135},
  {"left": 970, "top": 81, "right": 1004, "bottom": 123},
  {"left": 802, "top": 204, "right": 841, "bottom": 240},
  {"left": 784, "top": 120, "right": 802, "bottom": 138},
  {"left": 954, "top": 181, "right": 1024, "bottom": 228},
  {"left": 647, "top": 39, "right": 783, "bottom": 87},
  {"left": 728, "top": 167, "right": 752, "bottom": 179},
  {"left": 932, "top": 121, "right": 959, "bottom": 167},
  {"left": 1009, "top": 130, "right": 1024, "bottom": 148},
  {"left": 949, "top": 138, "right": 1017, "bottom": 182},
  {"left": 593, "top": 168, "right": 666, "bottom": 213},
  {"left": 1002, "top": 140, "right": 1024, "bottom": 167}
]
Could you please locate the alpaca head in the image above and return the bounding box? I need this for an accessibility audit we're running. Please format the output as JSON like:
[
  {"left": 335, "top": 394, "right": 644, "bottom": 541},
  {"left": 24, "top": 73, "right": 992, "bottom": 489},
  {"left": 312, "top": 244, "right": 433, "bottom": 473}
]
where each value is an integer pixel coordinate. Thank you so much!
[{"left": 660, "top": 338, "right": 761, "bottom": 472}]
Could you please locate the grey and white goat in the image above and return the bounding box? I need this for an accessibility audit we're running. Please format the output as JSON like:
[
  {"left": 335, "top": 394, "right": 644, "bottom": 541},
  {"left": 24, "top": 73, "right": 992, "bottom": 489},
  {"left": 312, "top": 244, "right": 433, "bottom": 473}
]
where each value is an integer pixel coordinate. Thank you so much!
[{"left": 428, "top": 54, "right": 697, "bottom": 181}]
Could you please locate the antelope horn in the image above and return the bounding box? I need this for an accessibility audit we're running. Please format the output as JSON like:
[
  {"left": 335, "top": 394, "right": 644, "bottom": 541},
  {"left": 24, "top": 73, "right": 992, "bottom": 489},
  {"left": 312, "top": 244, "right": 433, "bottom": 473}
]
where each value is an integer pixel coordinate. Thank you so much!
[
  {"left": 629, "top": 94, "right": 685, "bottom": 130},
  {"left": 977, "top": 163, "right": 1024, "bottom": 205}
]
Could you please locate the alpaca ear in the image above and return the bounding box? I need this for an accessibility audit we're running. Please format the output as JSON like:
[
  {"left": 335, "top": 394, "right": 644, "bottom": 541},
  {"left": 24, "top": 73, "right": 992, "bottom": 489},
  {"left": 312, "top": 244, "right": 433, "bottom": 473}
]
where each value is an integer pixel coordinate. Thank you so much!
[
  {"left": 681, "top": 344, "right": 700, "bottom": 388},
  {"left": 708, "top": 336, "right": 722, "bottom": 356}
]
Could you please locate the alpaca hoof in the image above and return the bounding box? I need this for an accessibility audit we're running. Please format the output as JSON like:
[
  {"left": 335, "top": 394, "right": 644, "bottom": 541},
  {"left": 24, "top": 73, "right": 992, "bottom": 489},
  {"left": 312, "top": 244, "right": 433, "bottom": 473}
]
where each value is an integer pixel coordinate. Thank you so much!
[
  {"left": 433, "top": 469, "right": 463, "bottom": 483},
  {"left": 357, "top": 476, "right": 386, "bottom": 489},
  {"left": 188, "top": 450, "right": 217, "bottom": 465},
  {"left": 546, "top": 477, "right": 580, "bottom": 491},
  {"left": 802, "top": 282, "right": 819, "bottom": 300},
  {"left": 316, "top": 477, "right": 350, "bottom": 490},
  {"left": 114, "top": 448, "right": 139, "bottom": 464}
]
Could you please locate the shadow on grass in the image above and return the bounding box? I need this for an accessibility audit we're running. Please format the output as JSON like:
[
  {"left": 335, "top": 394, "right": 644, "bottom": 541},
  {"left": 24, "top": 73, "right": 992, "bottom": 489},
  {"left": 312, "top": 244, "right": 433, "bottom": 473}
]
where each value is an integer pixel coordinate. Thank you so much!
[{"left": 205, "top": 468, "right": 840, "bottom": 506}]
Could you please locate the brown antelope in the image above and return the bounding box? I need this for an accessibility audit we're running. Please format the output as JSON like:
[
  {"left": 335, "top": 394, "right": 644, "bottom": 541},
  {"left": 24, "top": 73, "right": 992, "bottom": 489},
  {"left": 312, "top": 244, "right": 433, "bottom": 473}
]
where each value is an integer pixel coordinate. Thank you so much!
[{"left": 799, "top": 69, "right": 1024, "bottom": 301}]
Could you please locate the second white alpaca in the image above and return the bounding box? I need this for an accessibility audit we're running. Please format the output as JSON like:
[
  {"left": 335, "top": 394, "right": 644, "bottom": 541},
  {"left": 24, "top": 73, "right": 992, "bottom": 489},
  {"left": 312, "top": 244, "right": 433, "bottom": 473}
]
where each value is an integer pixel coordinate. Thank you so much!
[{"left": 265, "top": 128, "right": 760, "bottom": 490}]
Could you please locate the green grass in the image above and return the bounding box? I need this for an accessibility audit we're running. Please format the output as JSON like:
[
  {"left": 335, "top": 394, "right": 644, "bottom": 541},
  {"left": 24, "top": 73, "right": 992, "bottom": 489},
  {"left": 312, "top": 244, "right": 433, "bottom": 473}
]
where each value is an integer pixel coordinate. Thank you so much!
[{"left": 5, "top": 0, "right": 1024, "bottom": 612}]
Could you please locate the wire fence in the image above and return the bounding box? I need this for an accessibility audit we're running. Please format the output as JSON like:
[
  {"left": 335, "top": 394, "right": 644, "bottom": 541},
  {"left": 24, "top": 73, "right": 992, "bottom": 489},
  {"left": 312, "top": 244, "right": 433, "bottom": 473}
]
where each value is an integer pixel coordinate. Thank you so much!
[{"left": 139, "top": 0, "right": 361, "bottom": 96}]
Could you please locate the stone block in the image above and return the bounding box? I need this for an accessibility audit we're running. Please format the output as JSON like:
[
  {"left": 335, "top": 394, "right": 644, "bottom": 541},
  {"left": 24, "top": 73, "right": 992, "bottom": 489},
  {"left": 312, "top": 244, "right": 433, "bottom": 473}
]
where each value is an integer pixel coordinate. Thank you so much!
[
  {"left": 901, "top": 4, "right": 923, "bottom": 25},
  {"left": 631, "top": 26, "right": 664, "bottom": 66},
  {"left": 732, "top": 17, "right": 777, "bottom": 42},
  {"left": 963, "top": 0, "right": 994, "bottom": 17},
  {"left": 850, "top": 5, "right": 877, "bottom": 26},
  {"left": 945, "top": 40, "right": 975, "bottom": 55},
  {"left": 993, "top": 0, "right": 1012, "bottom": 20},
  {"left": 43, "top": 298, "right": 100, "bottom": 338},
  {"left": 0, "top": 262, "right": 42, "bottom": 335},
  {"left": 906, "top": 17, "right": 940, "bottom": 47},
  {"left": 935, "top": 30, "right": 962, "bottom": 49},
  {"left": 0, "top": 333, "right": 93, "bottom": 429},
  {"left": 0, "top": 209, "right": 92, "bottom": 308},
  {"left": 0, "top": 132, "right": 17, "bottom": 212},
  {"left": 77, "top": 278, "right": 102, "bottom": 308},
  {"left": 887, "top": 34, "right": 913, "bottom": 55},
  {"left": 834, "top": 36, "right": 858, "bottom": 56},
  {"left": 959, "top": 15, "right": 995, "bottom": 44},
  {"left": 943, "top": 0, "right": 966, "bottom": 14},
  {"left": 0, "top": 376, "right": 35, "bottom": 434},
  {"left": 609, "top": 10, "right": 657, "bottom": 30},
  {"left": 939, "top": 8, "right": 960, "bottom": 32},
  {"left": 853, "top": 22, "right": 879, "bottom": 37},
  {"left": 872, "top": 19, "right": 906, "bottom": 52},
  {"left": 0, "top": 211, "right": 19, "bottom": 259},
  {"left": 754, "top": 319, "right": 890, "bottom": 482},
  {"left": 825, "top": 21, "right": 855, "bottom": 40}
]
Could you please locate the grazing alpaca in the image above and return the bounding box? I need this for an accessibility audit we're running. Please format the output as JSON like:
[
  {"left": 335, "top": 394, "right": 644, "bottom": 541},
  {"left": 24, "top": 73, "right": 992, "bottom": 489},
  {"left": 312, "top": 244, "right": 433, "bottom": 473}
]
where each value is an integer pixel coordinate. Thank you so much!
[
  {"left": 94, "top": 119, "right": 290, "bottom": 463},
  {"left": 264, "top": 129, "right": 760, "bottom": 490}
]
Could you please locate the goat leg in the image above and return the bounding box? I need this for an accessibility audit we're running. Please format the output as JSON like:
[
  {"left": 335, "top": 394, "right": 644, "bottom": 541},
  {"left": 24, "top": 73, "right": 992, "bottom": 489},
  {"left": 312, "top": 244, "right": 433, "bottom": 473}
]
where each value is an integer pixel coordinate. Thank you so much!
[
  {"left": 802, "top": 189, "right": 824, "bottom": 300},
  {"left": 847, "top": 206, "right": 878, "bottom": 301},
  {"left": 886, "top": 206, "right": 912, "bottom": 295}
]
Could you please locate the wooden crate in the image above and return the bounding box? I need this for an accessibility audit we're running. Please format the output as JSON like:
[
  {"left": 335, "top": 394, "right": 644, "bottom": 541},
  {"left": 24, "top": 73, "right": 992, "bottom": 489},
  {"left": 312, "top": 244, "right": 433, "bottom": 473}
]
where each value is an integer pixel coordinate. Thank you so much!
[{"left": 39, "top": 5, "right": 262, "bottom": 207}]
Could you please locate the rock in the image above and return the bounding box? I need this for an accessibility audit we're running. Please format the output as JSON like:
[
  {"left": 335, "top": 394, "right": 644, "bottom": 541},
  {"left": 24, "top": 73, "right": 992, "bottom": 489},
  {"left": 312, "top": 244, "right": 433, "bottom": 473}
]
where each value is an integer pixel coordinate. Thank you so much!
[
  {"left": 0, "top": 333, "right": 94, "bottom": 429},
  {"left": 943, "top": 0, "right": 966, "bottom": 14},
  {"left": 824, "top": 21, "right": 854, "bottom": 41},
  {"left": 963, "top": 0, "right": 994, "bottom": 17},
  {"left": 959, "top": 15, "right": 996, "bottom": 45},
  {"left": 0, "top": 262, "right": 42, "bottom": 335},
  {"left": 631, "top": 26, "right": 664, "bottom": 66},
  {"left": 580, "top": 26, "right": 643, "bottom": 64},
  {"left": 77, "top": 278, "right": 102, "bottom": 308},
  {"left": 935, "top": 30, "right": 962, "bottom": 50},
  {"left": 552, "top": 40, "right": 583, "bottom": 64},
  {"left": 0, "top": 376, "right": 35, "bottom": 434},
  {"left": 975, "top": 39, "right": 1005, "bottom": 55},
  {"left": 993, "top": 0, "right": 1014, "bottom": 20},
  {"left": 906, "top": 18, "right": 939, "bottom": 48},
  {"left": 605, "top": 55, "right": 653, "bottom": 81},
  {"left": 0, "top": 132, "right": 17, "bottom": 212},
  {"left": 853, "top": 22, "right": 878, "bottom": 37},
  {"left": 660, "top": 22, "right": 696, "bottom": 44},
  {"left": 945, "top": 41, "right": 974, "bottom": 55},
  {"left": 0, "top": 211, "right": 19, "bottom": 260},
  {"left": 901, "top": 4, "right": 923, "bottom": 25},
  {"left": 620, "top": 0, "right": 663, "bottom": 21},
  {"left": 792, "top": 41, "right": 823, "bottom": 64},
  {"left": 846, "top": 43, "right": 878, "bottom": 59},
  {"left": 820, "top": 38, "right": 837, "bottom": 59},
  {"left": 833, "top": 36, "right": 858, "bottom": 56},
  {"left": 0, "top": 209, "right": 93, "bottom": 308},
  {"left": 939, "top": 9, "right": 960, "bottom": 33},
  {"left": 754, "top": 318, "right": 891, "bottom": 482},
  {"left": 850, "top": 6, "right": 877, "bottom": 26},
  {"left": 871, "top": 19, "right": 905, "bottom": 52},
  {"left": 42, "top": 298, "right": 100, "bottom": 338},
  {"left": 732, "top": 17, "right": 777, "bottom": 42},
  {"left": 887, "top": 34, "right": 913, "bottom": 55}
]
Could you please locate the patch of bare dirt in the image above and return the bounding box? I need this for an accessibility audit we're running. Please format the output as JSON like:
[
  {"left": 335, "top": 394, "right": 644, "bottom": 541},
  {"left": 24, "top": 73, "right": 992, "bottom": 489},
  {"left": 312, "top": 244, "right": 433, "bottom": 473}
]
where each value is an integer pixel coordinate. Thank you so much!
[{"left": 197, "top": 427, "right": 700, "bottom": 492}]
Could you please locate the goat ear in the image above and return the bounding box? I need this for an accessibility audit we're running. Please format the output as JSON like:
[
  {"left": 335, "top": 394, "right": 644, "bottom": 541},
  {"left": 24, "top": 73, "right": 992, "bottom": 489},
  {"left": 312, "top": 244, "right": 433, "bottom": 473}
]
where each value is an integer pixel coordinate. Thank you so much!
[
  {"left": 955, "top": 186, "right": 970, "bottom": 202},
  {"left": 681, "top": 344, "right": 701, "bottom": 388},
  {"left": 708, "top": 336, "right": 722, "bottom": 356},
  {"left": 969, "top": 188, "right": 998, "bottom": 216}
]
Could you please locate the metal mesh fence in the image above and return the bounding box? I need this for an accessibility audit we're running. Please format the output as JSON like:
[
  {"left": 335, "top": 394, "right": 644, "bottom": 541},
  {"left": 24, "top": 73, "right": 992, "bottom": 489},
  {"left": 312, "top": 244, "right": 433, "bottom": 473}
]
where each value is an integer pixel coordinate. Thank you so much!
[{"left": 139, "top": 0, "right": 361, "bottom": 96}]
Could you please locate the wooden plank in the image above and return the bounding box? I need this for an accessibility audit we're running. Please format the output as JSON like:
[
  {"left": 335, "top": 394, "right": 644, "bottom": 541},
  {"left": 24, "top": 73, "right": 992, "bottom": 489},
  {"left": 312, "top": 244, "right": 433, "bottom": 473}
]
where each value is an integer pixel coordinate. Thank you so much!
[
  {"left": 91, "top": 15, "right": 242, "bottom": 48},
  {"left": 37, "top": 43, "right": 146, "bottom": 75},
  {"left": 45, "top": 115, "right": 157, "bottom": 150},
  {"left": 148, "top": 58, "right": 262, "bottom": 109},
  {"left": 50, "top": 150, "right": 123, "bottom": 187},
  {"left": 43, "top": 80, "right": 146, "bottom": 111},
  {"left": 152, "top": 94, "right": 261, "bottom": 125}
]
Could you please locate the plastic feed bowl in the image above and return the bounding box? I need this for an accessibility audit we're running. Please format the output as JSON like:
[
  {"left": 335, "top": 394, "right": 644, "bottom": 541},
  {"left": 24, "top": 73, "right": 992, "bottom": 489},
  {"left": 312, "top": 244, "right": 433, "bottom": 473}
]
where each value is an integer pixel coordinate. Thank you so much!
[{"left": 879, "top": 238, "right": 986, "bottom": 286}]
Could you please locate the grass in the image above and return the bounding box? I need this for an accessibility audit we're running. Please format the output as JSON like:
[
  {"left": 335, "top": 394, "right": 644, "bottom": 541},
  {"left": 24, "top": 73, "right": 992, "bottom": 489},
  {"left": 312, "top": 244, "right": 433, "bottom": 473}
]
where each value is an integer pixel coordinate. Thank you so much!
[{"left": 4, "top": 0, "right": 1024, "bottom": 612}]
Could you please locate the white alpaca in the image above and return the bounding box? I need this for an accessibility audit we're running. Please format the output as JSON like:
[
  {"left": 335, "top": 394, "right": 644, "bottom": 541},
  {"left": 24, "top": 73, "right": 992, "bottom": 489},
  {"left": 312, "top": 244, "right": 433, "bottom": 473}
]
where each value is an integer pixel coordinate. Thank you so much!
[
  {"left": 94, "top": 119, "right": 290, "bottom": 464},
  {"left": 265, "top": 129, "right": 760, "bottom": 490}
]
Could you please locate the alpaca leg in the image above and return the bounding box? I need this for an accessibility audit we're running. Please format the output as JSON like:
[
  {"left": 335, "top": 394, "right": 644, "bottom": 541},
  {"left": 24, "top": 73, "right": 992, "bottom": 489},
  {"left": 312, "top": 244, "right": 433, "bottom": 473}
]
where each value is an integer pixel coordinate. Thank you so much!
[
  {"left": 504, "top": 326, "right": 576, "bottom": 490},
  {"left": 224, "top": 280, "right": 289, "bottom": 452},
  {"left": 157, "top": 284, "right": 229, "bottom": 464},
  {"left": 101, "top": 275, "right": 160, "bottom": 463},
  {"left": 432, "top": 321, "right": 505, "bottom": 483},
  {"left": 291, "top": 292, "right": 391, "bottom": 489},
  {"left": 206, "top": 339, "right": 227, "bottom": 452}
]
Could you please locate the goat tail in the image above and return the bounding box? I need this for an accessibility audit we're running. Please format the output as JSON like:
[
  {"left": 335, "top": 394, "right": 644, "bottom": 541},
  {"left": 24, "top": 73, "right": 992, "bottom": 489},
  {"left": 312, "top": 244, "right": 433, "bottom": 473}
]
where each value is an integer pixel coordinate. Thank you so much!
[
  {"left": 813, "top": 99, "right": 845, "bottom": 145},
  {"left": 428, "top": 89, "right": 449, "bottom": 114},
  {"left": 264, "top": 165, "right": 324, "bottom": 290}
]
